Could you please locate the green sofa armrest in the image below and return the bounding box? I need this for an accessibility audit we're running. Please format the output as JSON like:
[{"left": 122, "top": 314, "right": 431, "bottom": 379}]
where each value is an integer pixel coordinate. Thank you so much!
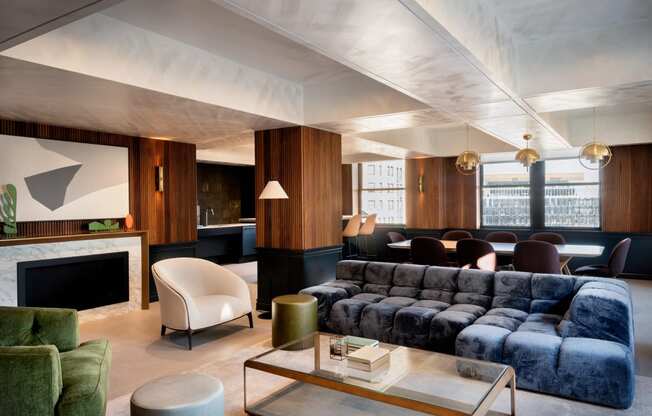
[
  {"left": 0, "top": 306, "right": 79, "bottom": 352},
  {"left": 0, "top": 345, "right": 63, "bottom": 416}
]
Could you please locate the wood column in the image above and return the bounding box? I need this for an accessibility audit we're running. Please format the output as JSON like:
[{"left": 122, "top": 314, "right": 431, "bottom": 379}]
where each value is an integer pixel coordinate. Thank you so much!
[
  {"left": 255, "top": 126, "right": 342, "bottom": 310},
  {"left": 342, "top": 164, "right": 353, "bottom": 216}
]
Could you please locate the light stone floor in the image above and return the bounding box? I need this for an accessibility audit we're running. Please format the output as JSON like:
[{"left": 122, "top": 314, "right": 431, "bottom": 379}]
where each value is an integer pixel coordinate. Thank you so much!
[{"left": 77, "top": 266, "right": 652, "bottom": 415}]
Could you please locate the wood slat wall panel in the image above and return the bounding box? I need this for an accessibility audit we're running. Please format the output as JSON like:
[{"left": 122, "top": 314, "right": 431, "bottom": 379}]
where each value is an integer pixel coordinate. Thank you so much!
[
  {"left": 342, "top": 164, "right": 353, "bottom": 215},
  {"left": 0, "top": 119, "right": 196, "bottom": 244},
  {"left": 602, "top": 144, "right": 652, "bottom": 233},
  {"left": 405, "top": 157, "right": 476, "bottom": 229},
  {"left": 301, "top": 127, "right": 342, "bottom": 249},
  {"left": 255, "top": 126, "right": 342, "bottom": 250}
]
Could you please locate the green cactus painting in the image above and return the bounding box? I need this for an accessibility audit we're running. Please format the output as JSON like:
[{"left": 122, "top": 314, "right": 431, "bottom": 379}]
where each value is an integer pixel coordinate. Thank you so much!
[
  {"left": 88, "top": 219, "right": 120, "bottom": 232},
  {"left": 1, "top": 184, "right": 17, "bottom": 235}
]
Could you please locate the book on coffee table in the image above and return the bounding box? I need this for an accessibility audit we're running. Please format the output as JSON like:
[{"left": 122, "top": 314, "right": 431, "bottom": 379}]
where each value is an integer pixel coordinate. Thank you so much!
[
  {"left": 347, "top": 345, "right": 390, "bottom": 372},
  {"left": 342, "top": 336, "right": 379, "bottom": 354}
]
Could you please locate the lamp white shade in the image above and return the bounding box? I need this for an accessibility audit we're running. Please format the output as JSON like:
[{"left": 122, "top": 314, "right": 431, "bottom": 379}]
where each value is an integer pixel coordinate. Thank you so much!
[{"left": 258, "top": 180, "right": 289, "bottom": 199}]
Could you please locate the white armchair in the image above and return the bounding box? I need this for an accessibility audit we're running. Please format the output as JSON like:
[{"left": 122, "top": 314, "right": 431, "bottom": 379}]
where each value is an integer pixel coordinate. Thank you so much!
[{"left": 152, "top": 257, "right": 253, "bottom": 350}]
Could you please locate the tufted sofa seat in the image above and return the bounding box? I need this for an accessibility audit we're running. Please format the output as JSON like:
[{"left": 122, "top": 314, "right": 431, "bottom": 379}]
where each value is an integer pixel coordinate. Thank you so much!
[{"left": 300, "top": 260, "right": 635, "bottom": 409}]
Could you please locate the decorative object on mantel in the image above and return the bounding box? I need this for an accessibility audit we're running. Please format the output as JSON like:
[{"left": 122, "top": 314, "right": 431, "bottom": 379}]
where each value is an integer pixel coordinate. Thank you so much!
[
  {"left": 515, "top": 133, "right": 540, "bottom": 169},
  {"left": 0, "top": 184, "right": 17, "bottom": 235},
  {"left": 579, "top": 108, "right": 612, "bottom": 170},
  {"left": 124, "top": 213, "right": 135, "bottom": 230},
  {"left": 88, "top": 219, "right": 120, "bottom": 232},
  {"left": 258, "top": 180, "right": 288, "bottom": 199}
]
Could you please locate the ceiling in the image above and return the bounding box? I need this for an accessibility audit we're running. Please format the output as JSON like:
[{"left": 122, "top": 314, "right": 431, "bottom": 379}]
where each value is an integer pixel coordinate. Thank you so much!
[{"left": 0, "top": 0, "right": 651, "bottom": 165}]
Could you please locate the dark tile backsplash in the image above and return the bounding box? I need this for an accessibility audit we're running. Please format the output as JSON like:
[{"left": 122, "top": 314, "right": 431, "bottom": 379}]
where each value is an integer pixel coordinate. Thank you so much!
[{"left": 197, "top": 163, "right": 255, "bottom": 225}]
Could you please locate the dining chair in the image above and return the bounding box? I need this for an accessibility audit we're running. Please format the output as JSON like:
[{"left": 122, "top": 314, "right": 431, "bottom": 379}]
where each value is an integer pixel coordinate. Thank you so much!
[
  {"left": 485, "top": 231, "right": 518, "bottom": 268},
  {"left": 342, "top": 214, "right": 362, "bottom": 258},
  {"left": 530, "top": 232, "right": 571, "bottom": 273},
  {"left": 442, "top": 230, "right": 473, "bottom": 241},
  {"left": 574, "top": 238, "right": 632, "bottom": 277},
  {"left": 410, "top": 237, "right": 448, "bottom": 266},
  {"left": 513, "top": 240, "right": 561, "bottom": 274},
  {"left": 485, "top": 231, "right": 518, "bottom": 243},
  {"left": 358, "top": 214, "right": 377, "bottom": 259},
  {"left": 386, "top": 231, "right": 409, "bottom": 263},
  {"left": 456, "top": 238, "right": 496, "bottom": 271}
]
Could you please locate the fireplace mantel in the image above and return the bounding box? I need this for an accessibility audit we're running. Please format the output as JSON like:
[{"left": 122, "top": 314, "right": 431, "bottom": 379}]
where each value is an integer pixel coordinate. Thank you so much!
[{"left": 0, "top": 231, "right": 150, "bottom": 310}]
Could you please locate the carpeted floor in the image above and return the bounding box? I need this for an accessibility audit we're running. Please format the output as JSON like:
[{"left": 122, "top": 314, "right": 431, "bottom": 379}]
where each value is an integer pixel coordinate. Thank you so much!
[{"left": 91, "top": 267, "right": 652, "bottom": 415}]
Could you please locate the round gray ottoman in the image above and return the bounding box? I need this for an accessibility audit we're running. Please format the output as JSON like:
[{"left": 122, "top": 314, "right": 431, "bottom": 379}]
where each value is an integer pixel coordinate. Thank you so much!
[{"left": 131, "top": 374, "right": 224, "bottom": 416}]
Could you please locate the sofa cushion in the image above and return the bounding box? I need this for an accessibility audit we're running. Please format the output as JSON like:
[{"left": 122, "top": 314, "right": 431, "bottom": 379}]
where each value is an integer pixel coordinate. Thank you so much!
[
  {"left": 352, "top": 293, "right": 386, "bottom": 303},
  {"left": 336, "top": 260, "right": 367, "bottom": 285},
  {"left": 454, "top": 269, "right": 493, "bottom": 309},
  {"left": 389, "top": 264, "right": 426, "bottom": 298},
  {"left": 380, "top": 297, "right": 416, "bottom": 307},
  {"left": 474, "top": 314, "right": 523, "bottom": 332},
  {"left": 323, "top": 280, "right": 362, "bottom": 296},
  {"left": 503, "top": 332, "right": 562, "bottom": 394},
  {"left": 392, "top": 307, "right": 438, "bottom": 348},
  {"left": 557, "top": 337, "right": 634, "bottom": 409},
  {"left": 517, "top": 313, "right": 562, "bottom": 335},
  {"left": 0, "top": 307, "right": 79, "bottom": 352},
  {"left": 299, "top": 285, "right": 349, "bottom": 328},
  {"left": 421, "top": 267, "right": 458, "bottom": 304},
  {"left": 359, "top": 303, "right": 403, "bottom": 342},
  {"left": 411, "top": 300, "right": 450, "bottom": 311},
  {"left": 429, "top": 304, "right": 484, "bottom": 353},
  {"left": 492, "top": 271, "right": 531, "bottom": 312},
  {"left": 364, "top": 262, "right": 396, "bottom": 285},
  {"left": 362, "top": 284, "right": 392, "bottom": 296},
  {"left": 327, "top": 299, "right": 370, "bottom": 336},
  {"left": 456, "top": 324, "right": 511, "bottom": 362},
  {"left": 530, "top": 274, "right": 575, "bottom": 314},
  {"left": 57, "top": 339, "right": 111, "bottom": 416}
]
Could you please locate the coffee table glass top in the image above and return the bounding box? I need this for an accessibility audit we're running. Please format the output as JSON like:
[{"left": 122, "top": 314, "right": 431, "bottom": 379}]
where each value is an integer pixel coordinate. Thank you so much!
[{"left": 245, "top": 332, "right": 514, "bottom": 416}]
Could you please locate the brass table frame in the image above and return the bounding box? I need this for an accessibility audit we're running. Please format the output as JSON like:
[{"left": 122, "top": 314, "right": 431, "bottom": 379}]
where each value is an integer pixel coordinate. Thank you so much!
[{"left": 244, "top": 332, "right": 516, "bottom": 416}]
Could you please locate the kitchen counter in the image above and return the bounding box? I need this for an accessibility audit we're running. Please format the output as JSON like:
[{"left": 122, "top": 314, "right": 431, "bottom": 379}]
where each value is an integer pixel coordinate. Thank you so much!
[{"left": 197, "top": 223, "right": 255, "bottom": 229}]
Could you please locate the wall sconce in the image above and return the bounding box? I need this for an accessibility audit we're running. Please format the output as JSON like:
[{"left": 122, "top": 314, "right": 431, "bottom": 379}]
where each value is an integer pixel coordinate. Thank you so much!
[
  {"left": 258, "top": 180, "right": 288, "bottom": 199},
  {"left": 418, "top": 175, "right": 424, "bottom": 193},
  {"left": 155, "top": 166, "right": 164, "bottom": 192}
]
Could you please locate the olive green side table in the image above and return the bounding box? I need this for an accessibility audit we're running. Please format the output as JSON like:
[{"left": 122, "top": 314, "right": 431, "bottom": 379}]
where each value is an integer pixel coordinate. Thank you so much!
[{"left": 271, "top": 294, "right": 318, "bottom": 350}]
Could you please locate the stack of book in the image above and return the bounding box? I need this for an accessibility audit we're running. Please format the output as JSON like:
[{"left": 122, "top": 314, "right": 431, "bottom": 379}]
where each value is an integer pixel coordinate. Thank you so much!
[
  {"left": 342, "top": 336, "right": 379, "bottom": 355},
  {"left": 346, "top": 345, "right": 390, "bottom": 372}
]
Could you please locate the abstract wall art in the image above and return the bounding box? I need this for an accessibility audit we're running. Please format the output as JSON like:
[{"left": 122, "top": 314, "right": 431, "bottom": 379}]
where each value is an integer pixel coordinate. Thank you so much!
[{"left": 0, "top": 134, "right": 129, "bottom": 221}]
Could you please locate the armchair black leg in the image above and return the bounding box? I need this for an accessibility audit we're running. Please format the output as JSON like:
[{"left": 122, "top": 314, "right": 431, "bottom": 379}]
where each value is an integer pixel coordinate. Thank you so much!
[
  {"left": 160, "top": 325, "right": 166, "bottom": 336},
  {"left": 187, "top": 329, "right": 193, "bottom": 350},
  {"left": 247, "top": 312, "right": 254, "bottom": 328}
]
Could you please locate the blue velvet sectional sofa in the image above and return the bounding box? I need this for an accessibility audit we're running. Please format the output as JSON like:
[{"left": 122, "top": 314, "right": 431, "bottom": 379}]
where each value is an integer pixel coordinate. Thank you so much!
[{"left": 300, "top": 260, "right": 635, "bottom": 408}]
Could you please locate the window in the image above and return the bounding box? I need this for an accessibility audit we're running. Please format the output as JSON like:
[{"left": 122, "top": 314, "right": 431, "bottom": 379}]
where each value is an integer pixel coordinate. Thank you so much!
[
  {"left": 359, "top": 159, "right": 406, "bottom": 224},
  {"left": 544, "top": 159, "right": 600, "bottom": 228},
  {"left": 480, "top": 162, "right": 530, "bottom": 227}
]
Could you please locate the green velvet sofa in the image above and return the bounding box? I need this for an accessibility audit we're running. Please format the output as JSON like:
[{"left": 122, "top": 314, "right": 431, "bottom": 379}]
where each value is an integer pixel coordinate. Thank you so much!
[{"left": 0, "top": 306, "right": 111, "bottom": 416}]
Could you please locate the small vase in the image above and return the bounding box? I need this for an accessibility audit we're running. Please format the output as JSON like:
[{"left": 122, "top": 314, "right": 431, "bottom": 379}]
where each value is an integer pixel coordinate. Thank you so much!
[{"left": 124, "top": 214, "right": 134, "bottom": 230}]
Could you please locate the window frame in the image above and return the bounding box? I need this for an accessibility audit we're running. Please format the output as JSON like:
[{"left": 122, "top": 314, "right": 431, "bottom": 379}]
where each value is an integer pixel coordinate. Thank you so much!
[
  {"left": 479, "top": 158, "right": 603, "bottom": 231},
  {"left": 542, "top": 157, "right": 602, "bottom": 231},
  {"left": 479, "top": 162, "right": 532, "bottom": 229},
  {"left": 357, "top": 161, "right": 406, "bottom": 225}
]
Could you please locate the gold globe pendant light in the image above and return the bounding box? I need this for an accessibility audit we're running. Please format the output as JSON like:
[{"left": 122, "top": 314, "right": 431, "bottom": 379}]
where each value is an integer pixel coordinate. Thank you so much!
[
  {"left": 515, "top": 133, "right": 539, "bottom": 169},
  {"left": 579, "top": 108, "right": 612, "bottom": 170},
  {"left": 455, "top": 125, "right": 480, "bottom": 175}
]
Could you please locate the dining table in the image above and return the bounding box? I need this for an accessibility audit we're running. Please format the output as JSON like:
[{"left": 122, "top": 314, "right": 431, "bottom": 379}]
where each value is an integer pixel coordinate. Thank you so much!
[{"left": 387, "top": 239, "right": 605, "bottom": 274}]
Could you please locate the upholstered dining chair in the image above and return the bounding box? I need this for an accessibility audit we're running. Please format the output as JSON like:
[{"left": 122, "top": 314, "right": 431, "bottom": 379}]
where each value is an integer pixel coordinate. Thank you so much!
[
  {"left": 513, "top": 240, "right": 561, "bottom": 274},
  {"left": 530, "top": 232, "right": 571, "bottom": 273},
  {"left": 485, "top": 231, "right": 518, "bottom": 243},
  {"left": 386, "top": 231, "right": 409, "bottom": 262},
  {"left": 486, "top": 231, "right": 518, "bottom": 268},
  {"left": 456, "top": 239, "right": 496, "bottom": 271},
  {"left": 442, "top": 230, "right": 473, "bottom": 241},
  {"left": 575, "top": 238, "right": 632, "bottom": 277},
  {"left": 358, "top": 213, "right": 377, "bottom": 259},
  {"left": 411, "top": 237, "right": 448, "bottom": 266},
  {"left": 342, "top": 214, "right": 362, "bottom": 258},
  {"left": 152, "top": 258, "right": 253, "bottom": 350}
]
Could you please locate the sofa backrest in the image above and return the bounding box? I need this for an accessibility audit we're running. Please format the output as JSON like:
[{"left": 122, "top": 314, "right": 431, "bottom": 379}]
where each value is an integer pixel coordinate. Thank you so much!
[
  {"left": 334, "top": 260, "right": 633, "bottom": 347},
  {"left": 0, "top": 306, "right": 79, "bottom": 352}
]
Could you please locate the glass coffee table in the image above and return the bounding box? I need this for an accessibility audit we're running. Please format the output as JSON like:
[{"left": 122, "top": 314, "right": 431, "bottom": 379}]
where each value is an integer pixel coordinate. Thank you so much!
[{"left": 244, "top": 332, "right": 515, "bottom": 416}]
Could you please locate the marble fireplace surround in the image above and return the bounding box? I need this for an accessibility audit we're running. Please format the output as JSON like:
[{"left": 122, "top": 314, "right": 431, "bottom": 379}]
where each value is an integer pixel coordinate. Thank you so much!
[{"left": 0, "top": 231, "right": 149, "bottom": 322}]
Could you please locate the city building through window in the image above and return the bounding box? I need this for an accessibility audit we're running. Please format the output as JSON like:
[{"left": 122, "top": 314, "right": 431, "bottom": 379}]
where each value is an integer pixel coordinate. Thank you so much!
[
  {"left": 359, "top": 159, "right": 405, "bottom": 224},
  {"left": 481, "top": 162, "right": 531, "bottom": 227}
]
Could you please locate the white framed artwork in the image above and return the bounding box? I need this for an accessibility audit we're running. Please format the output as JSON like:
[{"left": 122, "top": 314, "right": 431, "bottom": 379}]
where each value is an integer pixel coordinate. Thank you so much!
[{"left": 0, "top": 134, "right": 129, "bottom": 221}]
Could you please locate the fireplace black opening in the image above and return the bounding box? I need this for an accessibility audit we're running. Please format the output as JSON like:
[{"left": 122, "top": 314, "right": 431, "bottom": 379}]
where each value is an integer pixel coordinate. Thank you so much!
[{"left": 17, "top": 252, "right": 129, "bottom": 311}]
